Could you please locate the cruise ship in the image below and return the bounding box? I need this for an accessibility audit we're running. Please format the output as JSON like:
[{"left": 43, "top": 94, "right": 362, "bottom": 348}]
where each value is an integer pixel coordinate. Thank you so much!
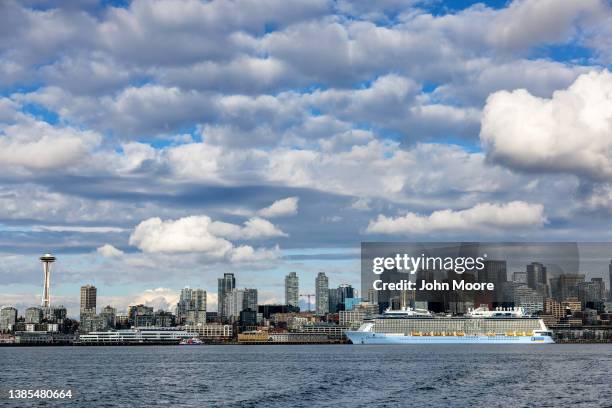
[{"left": 345, "top": 306, "right": 554, "bottom": 344}]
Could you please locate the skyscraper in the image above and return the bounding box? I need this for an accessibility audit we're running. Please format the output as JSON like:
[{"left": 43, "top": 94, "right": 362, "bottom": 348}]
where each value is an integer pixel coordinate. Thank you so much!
[
  {"left": 315, "top": 272, "right": 329, "bottom": 315},
  {"left": 218, "top": 273, "right": 235, "bottom": 318},
  {"left": 177, "top": 287, "right": 207, "bottom": 324},
  {"left": 609, "top": 260, "right": 612, "bottom": 301},
  {"left": 224, "top": 288, "right": 258, "bottom": 319},
  {"left": 80, "top": 285, "right": 97, "bottom": 315},
  {"left": 527, "top": 262, "right": 548, "bottom": 296},
  {"left": 243, "top": 288, "right": 258, "bottom": 311},
  {"left": 285, "top": 272, "right": 299, "bottom": 307}
]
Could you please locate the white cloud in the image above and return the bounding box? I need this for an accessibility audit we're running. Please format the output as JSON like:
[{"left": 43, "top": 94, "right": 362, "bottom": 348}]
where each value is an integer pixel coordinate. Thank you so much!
[
  {"left": 258, "top": 197, "right": 299, "bottom": 218},
  {"left": 481, "top": 70, "right": 612, "bottom": 180},
  {"left": 97, "top": 244, "right": 125, "bottom": 258},
  {"left": 350, "top": 197, "right": 371, "bottom": 211},
  {"left": 366, "top": 201, "right": 546, "bottom": 234},
  {"left": 210, "top": 217, "right": 288, "bottom": 239},
  {"left": 130, "top": 287, "right": 179, "bottom": 311},
  {"left": 129, "top": 216, "right": 235, "bottom": 255},
  {"left": 0, "top": 117, "right": 101, "bottom": 170},
  {"left": 489, "top": 0, "right": 601, "bottom": 51},
  {"left": 128, "top": 215, "right": 285, "bottom": 260}
]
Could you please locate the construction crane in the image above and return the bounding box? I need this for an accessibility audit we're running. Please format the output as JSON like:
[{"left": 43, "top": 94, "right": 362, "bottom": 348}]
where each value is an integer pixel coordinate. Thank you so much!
[{"left": 299, "top": 294, "right": 315, "bottom": 312}]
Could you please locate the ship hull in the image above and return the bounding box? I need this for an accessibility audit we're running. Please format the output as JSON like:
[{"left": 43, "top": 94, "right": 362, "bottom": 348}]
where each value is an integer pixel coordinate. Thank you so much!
[{"left": 345, "top": 331, "right": 555, "bottom": 344}]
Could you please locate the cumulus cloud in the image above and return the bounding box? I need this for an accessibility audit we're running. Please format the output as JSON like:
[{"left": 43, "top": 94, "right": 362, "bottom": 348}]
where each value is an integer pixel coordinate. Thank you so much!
[
  {"left": 366, "top": 201, "right": 547, "bottom": 235},
  {"left": 128, "top": 215, "right": 285, "bottom": 261},
  {"left": 0, "top": 117, "right": 101, "bottom": 170},
  {"left": 130, "top": 287, "right": 179, "bottom": 311},
  {"left": 258, "top": 197, "right": 299, "bottom": 218},
  {"left": 97, "top": 244, "right": 125, "bottom": 258},
  {"left": 481, "top": 70, "right": 612, "bottom": 180},
  {"left": 209, "top": 217, "right": 288, "bottom": 239}
]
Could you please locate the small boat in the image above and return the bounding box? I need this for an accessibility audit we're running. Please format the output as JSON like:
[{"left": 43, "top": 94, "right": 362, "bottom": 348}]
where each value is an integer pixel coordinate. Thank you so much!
[{"left": 179, "top": 337, "right": 202, "bottom": 345}]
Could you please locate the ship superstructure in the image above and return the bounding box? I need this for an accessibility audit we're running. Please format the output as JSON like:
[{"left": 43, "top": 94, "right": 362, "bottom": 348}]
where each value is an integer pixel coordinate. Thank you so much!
[{"left": 345, "top": 306, "right": 554, "bottom": 344}]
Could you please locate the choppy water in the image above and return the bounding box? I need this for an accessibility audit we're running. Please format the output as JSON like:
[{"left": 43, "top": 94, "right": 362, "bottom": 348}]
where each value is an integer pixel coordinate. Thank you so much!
[{"left": 0, "top": 344, "right": 610, "bottom": 407}]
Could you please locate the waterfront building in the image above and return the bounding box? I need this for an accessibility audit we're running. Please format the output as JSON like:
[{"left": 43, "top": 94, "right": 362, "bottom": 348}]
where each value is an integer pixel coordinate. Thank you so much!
[
  {"left": 315, "top": 272, "right": 329, "bottom": 315},
  {"left": 269, "top": 332, "right": 330, "bottom": 343},
  {"left": 218, "top": 273, "right": 236, "bottom": 319},
  {"left": 0, "top": 307, "right": 18, "bottom": 332},
  {"left": 339, "top": 309, "right": 368, "bottom": 327},
  {"left": 184, "top": 323, "right": 232, "bottom": 340},
  {"left": 285, "top": 272, "right": 299, "bottom": 308},
  {"left": 301, "top": 323, "right": 348, "bottom": 341},
  {"left": 238, "top": 330, "right": 269, "bottom": 342},
  {"left": 80, "top": 284, "right": 97, "bottom": 315},
  {"left": 25, "top": 307, "right": 43, "bottom": 324}
]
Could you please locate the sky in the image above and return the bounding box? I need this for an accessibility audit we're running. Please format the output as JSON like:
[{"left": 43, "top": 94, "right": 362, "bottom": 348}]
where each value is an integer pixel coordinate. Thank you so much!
[{"left": 1, "top": 0, "right": 612, "bottom": 316}]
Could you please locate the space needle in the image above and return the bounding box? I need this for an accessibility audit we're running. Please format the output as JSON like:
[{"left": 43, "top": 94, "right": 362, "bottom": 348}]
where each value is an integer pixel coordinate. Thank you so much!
[{"left": 40, "top": 253, "right": 56, "bottom": 308}]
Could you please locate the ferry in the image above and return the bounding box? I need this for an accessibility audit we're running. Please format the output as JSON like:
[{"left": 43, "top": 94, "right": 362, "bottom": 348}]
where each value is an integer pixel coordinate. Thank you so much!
[
  {"left": 179, "top": 337, "right": 203, "bottom": 345},
  {"left": 345, "top": 306, "right": 554, "bottom": 344}
]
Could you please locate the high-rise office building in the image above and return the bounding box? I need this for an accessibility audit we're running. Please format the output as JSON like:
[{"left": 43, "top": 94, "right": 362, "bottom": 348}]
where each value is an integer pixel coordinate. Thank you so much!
[
  {"left": 243, "top": 288, "right": 258, "bottom": 311},
  {"left": 329, "top": 284, "right": 355, "bottom": 312},
  {"left": 285, "top": 272, "right": 299, "bottom": 307},
  {"left": 550, "top": 274, "right": 584, "bottom": 301},
  {"left": 80, "top": 284, "right": 97, "bottom": 315},
  {"left": 512, "top": 271, "right": 528, "bottom": 284},
  {"left": 218, "top": 273, "right": 236, "bottom": 318},
  {"left": 177, "top": 287, "right": 207, "bottom": 325},
  {"left": 527, "top": 262, "right": 548, "bottom": 296},
  {"left": 224, "top": 288, "right": 258, "bottom": 319},
  {"left": 0, "top": 307, "right": 17, "bottom": 332},
  {"left": 315, "top": 272, "right": 329, "bottom": 315},
  {"left": 609, "top": 260, "right": 612, "bottom": 301},
  {"left": 478, "top": 260, "right": 507, "bottom": 302}
]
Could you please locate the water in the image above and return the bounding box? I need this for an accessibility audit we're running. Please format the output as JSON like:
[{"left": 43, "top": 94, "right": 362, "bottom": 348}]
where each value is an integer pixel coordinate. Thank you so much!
[{"left": 1, "top": 345, "right": 610, "bottom": 407}]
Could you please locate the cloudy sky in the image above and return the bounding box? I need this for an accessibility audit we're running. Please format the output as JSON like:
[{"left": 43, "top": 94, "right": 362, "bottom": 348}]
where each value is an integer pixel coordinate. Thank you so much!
[{"left": 1, "top": 0, "right": 612, "bottom": 316}]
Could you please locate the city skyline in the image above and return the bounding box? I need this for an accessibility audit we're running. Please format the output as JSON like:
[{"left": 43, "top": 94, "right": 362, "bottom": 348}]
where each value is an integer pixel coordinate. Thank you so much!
[
  {"left": 2, "top": 0, "right": 612, "bottom": 318},
  {"left": 2, "top": 248, "right": 612, "bottom": 318}
]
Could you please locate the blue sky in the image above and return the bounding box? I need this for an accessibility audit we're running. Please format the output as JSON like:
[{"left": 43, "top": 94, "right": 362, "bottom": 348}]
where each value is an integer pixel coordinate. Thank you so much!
[{"left": 1, "top": 0, "right": 612, "bottom": 315}]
